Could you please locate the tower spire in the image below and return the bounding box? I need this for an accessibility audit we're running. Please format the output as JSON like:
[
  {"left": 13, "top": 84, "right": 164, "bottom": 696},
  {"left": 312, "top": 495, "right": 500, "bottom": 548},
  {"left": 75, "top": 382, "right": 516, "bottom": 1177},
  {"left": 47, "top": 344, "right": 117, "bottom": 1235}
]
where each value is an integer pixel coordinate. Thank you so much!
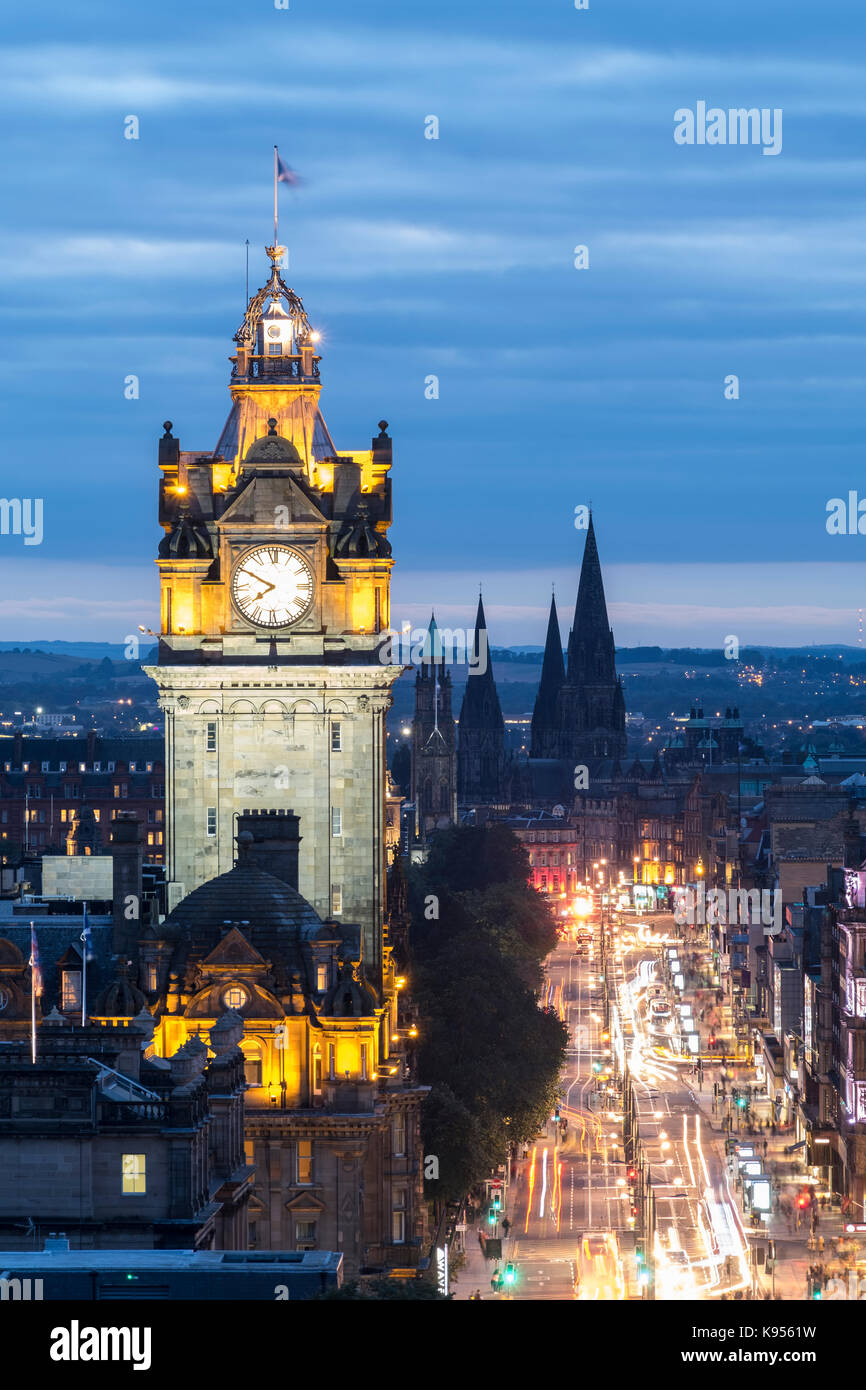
[{"left": 530, "top": 593, "right": 565, "bottom": 758}]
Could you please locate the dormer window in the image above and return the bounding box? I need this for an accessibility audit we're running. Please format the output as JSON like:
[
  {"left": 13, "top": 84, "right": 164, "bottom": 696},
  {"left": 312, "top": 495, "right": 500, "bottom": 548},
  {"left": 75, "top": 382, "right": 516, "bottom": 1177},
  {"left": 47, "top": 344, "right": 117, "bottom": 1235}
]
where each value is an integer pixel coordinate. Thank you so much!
[{"left": 267, "top": 342, "right": 283, "bottom": 356}]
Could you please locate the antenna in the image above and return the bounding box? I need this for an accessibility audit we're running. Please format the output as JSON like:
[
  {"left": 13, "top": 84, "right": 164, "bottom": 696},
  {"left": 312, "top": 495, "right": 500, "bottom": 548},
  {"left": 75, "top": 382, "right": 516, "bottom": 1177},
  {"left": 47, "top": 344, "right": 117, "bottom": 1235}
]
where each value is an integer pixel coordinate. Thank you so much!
[{"left": 245, "top": 239, "right": 249, "bottom": 301}]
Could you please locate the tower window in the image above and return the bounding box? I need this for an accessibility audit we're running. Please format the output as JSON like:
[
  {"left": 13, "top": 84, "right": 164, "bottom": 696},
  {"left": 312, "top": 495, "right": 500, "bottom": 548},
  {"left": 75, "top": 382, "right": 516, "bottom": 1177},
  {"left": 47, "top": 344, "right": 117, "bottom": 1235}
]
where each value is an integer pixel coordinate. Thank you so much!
[
  {"left": 331, "top": 722, "right": 341, "bottom": 752},
  {"left": 267, "top": 342, "right": 283, "bottom": 356},
  {"left": 206, "top": 721, "right": 217, "bottom": 753},
  {"left": 331, "top": 884, "right": 343, "bottom": 915},
  {"left": 121, "top": 1154, "right": 146, "bottom": 1195},
  {"left": 331, "top": 807, "right": 342, "bottom": 838},
  {"left": 206, "top": 807, "right": 217, "bottom": 837},
  {"left": 360, "top": 1044, "right": 369, "bottom": 1080},
  {"left": 316, "top": 964, "right": 328, "bottom": 992}
]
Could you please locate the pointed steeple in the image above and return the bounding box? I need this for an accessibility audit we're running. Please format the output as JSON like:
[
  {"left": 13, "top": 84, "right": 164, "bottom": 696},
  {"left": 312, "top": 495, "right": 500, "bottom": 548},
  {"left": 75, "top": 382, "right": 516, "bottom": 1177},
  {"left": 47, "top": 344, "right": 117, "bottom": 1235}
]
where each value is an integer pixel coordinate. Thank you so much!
[
  {"left": 457, "top": 593, "right": 507, "bottom": 805},
  {"left": 531, "top": 594, "right": 565, "bottom": 758},
  {"left": 567, "top": 514, "right": 616, "bottom": 686},
  {"left": 460, "top": 595, "right": 501, "bottom": 718},
  {"left": 554, "top": 513, "right": 628, "bottom": 762}
]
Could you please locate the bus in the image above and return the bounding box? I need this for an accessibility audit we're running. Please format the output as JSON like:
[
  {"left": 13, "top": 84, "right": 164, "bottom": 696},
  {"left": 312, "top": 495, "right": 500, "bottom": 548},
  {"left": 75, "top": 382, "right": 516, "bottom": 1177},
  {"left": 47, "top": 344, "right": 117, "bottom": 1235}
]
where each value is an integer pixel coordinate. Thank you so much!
[{"left": 574, "top": 1231, "right": 625, "bottom": 1300}]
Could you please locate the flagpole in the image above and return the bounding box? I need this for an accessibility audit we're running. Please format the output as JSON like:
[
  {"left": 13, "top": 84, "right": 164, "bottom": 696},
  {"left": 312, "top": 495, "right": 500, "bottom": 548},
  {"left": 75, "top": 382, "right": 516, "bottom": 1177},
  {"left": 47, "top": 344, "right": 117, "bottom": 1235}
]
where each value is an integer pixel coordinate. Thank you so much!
[
  {"left": 30, "top": 920, "right": 36, "bottom": 1066},
  {"left": 81, "top": 902, "right": 87, "bottom": 1028},
  {"left": 245, "top": 239, "right": 250, "bottom": 301},
  {"left": 273, "top": 145, "right": 278, "bottom": 247}
]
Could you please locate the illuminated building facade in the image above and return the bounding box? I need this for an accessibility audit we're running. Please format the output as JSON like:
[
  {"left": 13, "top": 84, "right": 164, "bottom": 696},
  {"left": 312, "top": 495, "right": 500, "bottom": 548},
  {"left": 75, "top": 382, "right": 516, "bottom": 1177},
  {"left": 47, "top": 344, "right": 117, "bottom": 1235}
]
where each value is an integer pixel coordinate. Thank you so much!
[{"left": 144, "top": 246, "right": 401, "bottom": 980}]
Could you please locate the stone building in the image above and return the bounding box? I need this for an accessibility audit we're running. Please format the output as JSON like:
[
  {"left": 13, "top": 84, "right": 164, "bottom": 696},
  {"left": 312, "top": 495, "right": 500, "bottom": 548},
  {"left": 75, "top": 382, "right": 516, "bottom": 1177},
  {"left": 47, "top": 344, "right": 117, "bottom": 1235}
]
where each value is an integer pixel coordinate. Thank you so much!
[
  {"left": 144, "top": 245, "right": 402, "bottom": 977},
  {"left": 411, "top": 616, "right": 457, "bottom": 842},
  {"left": 456, "top": 597, "right": 508, "bottom": 808},
  {"left": 0, "top": 1009, "right": 250, "bottom": 1251},
  {"left": 0, "top": 732, "right": 165, "bottom": 864}
]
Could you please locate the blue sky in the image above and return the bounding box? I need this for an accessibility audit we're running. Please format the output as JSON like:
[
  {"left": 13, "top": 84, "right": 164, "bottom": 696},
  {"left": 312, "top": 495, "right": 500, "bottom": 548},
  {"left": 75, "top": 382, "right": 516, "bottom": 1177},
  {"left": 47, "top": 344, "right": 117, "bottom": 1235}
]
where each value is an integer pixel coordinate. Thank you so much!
[{"left": 2, "top": 0, "right": 866, "bottom": 647}]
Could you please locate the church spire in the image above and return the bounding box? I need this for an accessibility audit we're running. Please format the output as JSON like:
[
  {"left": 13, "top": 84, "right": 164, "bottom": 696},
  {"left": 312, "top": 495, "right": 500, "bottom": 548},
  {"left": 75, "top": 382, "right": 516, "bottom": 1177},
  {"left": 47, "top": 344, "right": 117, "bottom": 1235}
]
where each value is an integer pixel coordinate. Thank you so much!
[
  {"left": 457, "top": 593, "right": 507, "bottom": 805},
  {"left": 566, "top": 513, "right": 616, "bottom": 686},
  {"left": 530, "top": 593, "right": 565, "bottom": 758}
]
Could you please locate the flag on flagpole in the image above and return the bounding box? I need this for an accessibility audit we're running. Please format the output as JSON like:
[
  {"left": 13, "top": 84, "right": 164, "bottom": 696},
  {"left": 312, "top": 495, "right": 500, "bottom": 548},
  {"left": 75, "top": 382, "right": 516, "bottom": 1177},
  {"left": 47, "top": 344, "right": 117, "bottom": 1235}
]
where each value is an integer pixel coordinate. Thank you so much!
[
  {"left": 80, "top": 903, "right": 90, "bottom": 1027},
  {"left": 29, "top": 921, "right": 41, "bottom": 1065},
  {"left": 276, "top": 154, "right": 302, "bottom": 186},
  {"left": 29, "top": 922, "right": 43, "bottom": 997}
]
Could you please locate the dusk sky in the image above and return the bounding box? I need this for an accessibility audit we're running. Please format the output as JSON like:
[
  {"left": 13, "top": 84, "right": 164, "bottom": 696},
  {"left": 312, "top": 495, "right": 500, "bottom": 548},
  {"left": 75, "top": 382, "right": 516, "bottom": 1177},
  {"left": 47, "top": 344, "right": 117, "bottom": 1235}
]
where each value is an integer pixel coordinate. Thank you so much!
[{"left": 3, "top": 0, "right": 866, "bottom": 647}]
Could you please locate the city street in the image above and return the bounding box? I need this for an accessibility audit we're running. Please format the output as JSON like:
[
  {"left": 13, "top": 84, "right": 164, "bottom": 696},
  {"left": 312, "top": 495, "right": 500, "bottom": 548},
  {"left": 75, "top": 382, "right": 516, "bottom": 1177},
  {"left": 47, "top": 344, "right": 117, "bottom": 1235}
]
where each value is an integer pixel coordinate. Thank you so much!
[{"left": 457, "top": 908, "right": 851, "bottom": 1301}]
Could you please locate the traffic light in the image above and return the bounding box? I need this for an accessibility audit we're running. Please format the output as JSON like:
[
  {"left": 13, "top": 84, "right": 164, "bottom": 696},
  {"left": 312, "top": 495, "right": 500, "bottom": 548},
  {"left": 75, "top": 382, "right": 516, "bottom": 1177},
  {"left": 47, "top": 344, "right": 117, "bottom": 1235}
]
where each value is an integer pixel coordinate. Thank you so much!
[
  {"left": 797, "top": 1191, "right": 809, "bottom": 1209},
  {"left": 492, "top": 1189, "right": 502, "bottom": 1212},
  {"left": 554, "top": 1105, "right": 561, "bottom": 1122},
  {"left": 737, "top": 1096, "right": 747, "bottom": 1109},
  {"left": 504, "top": 1262, "right": 516, "bottom": 1285},
  {"left": 812, "top": 1286, "right": 822, "bottom": 1300},
  {"left": 627, "top": 1167, "right": 638, "bottom": 1183},
  {"left": 592, "top": 1061, "right": 602, "bottom": 1073},
  {"left": 488, "top": 1207, "right": 497, "bottom": 1224}
]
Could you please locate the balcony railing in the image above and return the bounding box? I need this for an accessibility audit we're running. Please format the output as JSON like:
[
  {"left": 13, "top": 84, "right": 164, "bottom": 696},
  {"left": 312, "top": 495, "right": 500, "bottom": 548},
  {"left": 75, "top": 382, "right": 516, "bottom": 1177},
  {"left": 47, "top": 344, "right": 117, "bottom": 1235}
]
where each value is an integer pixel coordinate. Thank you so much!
[{"left": 231, "top": 355, "right": 320, "bottom": 382}]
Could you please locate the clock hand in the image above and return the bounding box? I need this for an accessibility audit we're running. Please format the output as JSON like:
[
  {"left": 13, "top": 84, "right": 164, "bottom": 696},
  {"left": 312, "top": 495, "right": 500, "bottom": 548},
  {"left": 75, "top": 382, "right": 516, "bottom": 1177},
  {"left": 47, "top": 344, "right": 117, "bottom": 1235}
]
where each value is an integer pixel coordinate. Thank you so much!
[{"left": 246, "top": 571, "right": 276, "bottom": 594}]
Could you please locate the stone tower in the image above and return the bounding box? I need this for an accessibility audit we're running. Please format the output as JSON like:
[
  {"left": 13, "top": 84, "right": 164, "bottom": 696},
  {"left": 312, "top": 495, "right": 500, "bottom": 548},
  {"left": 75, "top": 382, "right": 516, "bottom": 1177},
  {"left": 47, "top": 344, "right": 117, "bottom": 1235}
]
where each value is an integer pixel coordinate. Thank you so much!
[
  {"left": 555, "top": 515, "right": 627, "bottom": 763},
  {"left": 457, "top": 596, "right": 507, "bottom": 806},
  {"left": 410, "top": 616, "right": 457, "bottom": 841},
  {"left": 530, "top": 594, "right": 566, "bottom": 759},
  {"left": 144, "top": 244, "right": 402, "bottom": 984}
]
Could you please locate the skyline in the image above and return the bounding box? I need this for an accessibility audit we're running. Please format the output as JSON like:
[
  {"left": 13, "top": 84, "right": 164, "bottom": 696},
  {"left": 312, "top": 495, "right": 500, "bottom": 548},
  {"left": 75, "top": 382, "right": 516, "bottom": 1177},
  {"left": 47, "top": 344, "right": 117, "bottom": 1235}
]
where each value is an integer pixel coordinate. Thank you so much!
[{"left": 4, "top": 0, "right": 866, "bottom": 645}]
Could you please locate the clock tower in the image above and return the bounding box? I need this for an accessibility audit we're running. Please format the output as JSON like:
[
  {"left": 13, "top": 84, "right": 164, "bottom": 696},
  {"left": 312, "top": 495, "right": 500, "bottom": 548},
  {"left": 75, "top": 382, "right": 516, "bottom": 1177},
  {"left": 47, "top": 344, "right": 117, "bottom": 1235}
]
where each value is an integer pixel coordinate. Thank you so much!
[{"left": 145, "top": 245, "right": 401, "bottom": 982}]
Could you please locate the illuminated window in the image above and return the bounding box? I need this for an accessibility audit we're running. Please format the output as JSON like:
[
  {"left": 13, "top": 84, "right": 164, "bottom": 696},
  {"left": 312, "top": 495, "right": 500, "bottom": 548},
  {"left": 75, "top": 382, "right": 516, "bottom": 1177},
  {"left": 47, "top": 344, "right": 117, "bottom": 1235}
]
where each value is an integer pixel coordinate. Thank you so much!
[
  {"left": 331, "top": 807, "right": 342, "bottom": 837},
  {"left": 242, "top": 1043, "right": 262, "bottom": 1087},
  {"left": 93, "top": 810, "right": 100, "bottom": 823},
  {"left": 147, "top": 832, "right": 155, "bottom": 846},
  {"left": 61, "top": 970, "right": 81, "bottom": 1012},
  {"left": 206, "top": 807, "right": 217, "bottom": 837},
  {"left": 143, "top": 963, "right": 158, "bottom": 992},
  {"left": 121, "top": 1153, "right": 146, "bottom": 1195},
  {"left": 223, "top": 984, "right": 248, "bottom": 1011},
  {"left": 328, "top": 1043, "right": 336, "bottom": 1080},
  {"left": 267, "top": 342, "right": 283, "bottom": 356},
  {"left": 297, "top": 1140, "right": 313, "bottom": 1185},
  {"left": 331, "top": 722, "right": 341, "bottom": 752},
  {"left": 360, "top": 1044, "right": 368, "bottom": 1080},
  {"left": 313, "top": 1050, "right": 323, "bottom": 1094},
  {"left": 316, "top": 965, "right": 328, "bottom": 992},
  {"left": 331, "top": 884, "right": 342, "bottom": 915},
  {"left": 206, "top": 721, "right": 217, "bottom": 753}
]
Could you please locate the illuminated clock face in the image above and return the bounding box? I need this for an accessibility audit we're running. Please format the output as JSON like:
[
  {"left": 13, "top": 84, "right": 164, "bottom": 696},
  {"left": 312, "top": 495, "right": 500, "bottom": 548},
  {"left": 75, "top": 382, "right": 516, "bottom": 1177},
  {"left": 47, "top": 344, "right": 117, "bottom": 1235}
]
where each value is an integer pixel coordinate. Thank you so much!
[
  {"left": 231, "top": 545, "right": 314, "bottom": 628},
  {"left": 266, "top": 325, "right": 282, "bottom": 339}
]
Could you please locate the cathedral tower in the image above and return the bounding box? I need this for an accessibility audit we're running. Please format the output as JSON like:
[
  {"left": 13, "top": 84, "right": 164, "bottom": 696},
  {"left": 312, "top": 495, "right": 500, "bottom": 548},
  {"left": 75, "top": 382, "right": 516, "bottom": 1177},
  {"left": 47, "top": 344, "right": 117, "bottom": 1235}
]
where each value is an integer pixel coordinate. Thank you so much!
[
  {"left": 145, "top": 245, "right": 402, "bottom": 983},
  {"left": 457, "top": 596, "right": 507, "bottom": 806},
  {"left": 555, "top": 515, "right": 627, "bottom": 762},
  {"left": 530, "top": 594, "right": 565, "bottom": 758},
  {"left": 410, "top": 616, "right": 457, "bottom": 841}
]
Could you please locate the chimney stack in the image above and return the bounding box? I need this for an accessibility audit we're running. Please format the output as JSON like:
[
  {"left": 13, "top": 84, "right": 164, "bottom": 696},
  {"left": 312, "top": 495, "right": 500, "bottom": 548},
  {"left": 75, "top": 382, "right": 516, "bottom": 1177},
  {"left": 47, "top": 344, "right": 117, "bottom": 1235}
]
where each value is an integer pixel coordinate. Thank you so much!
[{"left": 236, "top": 809, "right": 302, "bottom": 890}]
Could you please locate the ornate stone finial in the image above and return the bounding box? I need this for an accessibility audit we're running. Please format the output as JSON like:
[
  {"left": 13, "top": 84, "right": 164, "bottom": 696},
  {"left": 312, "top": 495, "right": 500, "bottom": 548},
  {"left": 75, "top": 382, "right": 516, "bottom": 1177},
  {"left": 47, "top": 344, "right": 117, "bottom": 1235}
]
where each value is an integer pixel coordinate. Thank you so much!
[
  {"left": 162, "top": 421, "right": 173, "bottom": 436},
  {"left": 267, "top": 418, "right": 278, "bottom": 436},
  {"left": 377, "top": 420, "right": 389, "bottom": 435}
]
